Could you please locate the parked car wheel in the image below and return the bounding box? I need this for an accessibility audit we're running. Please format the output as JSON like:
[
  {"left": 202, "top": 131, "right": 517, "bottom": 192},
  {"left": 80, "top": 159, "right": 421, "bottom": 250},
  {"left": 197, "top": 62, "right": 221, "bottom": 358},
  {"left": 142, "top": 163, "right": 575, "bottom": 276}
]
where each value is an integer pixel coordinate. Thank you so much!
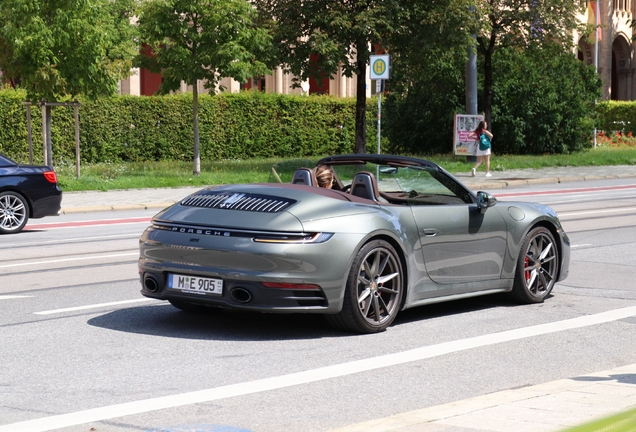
[
  {"left": 0, "top": 191, "right": 29, "bottom": 234},
  {"left": 327, "top": 240, "right": 404, "bottom": 333},
  {"left": 510, "top": 227, "right": 559, "bottom": 303}
]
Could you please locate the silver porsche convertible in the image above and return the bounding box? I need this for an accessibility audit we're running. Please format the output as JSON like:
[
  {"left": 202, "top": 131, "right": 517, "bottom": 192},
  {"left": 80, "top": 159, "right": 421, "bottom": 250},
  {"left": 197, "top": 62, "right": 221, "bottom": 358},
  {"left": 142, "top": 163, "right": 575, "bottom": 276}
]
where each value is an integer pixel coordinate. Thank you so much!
[{"left": 138, "top": 154, "right": 570, "bottom": 333}]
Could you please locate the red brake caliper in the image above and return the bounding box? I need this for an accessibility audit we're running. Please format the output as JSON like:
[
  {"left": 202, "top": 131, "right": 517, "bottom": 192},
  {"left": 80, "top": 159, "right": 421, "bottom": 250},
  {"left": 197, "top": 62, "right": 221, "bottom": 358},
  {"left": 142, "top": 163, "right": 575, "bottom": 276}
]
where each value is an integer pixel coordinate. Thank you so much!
[{"left": 524, "top": 256, "right": 531, "bottom": 281}]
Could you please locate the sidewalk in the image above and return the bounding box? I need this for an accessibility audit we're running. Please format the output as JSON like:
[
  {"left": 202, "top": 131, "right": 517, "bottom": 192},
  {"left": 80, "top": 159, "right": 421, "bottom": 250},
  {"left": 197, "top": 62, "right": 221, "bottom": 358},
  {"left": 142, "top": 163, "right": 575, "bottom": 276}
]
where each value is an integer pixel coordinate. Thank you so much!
[
  {"left": 330, "top": 364, "right": 636, "bottom": 432},
  {"left": 59, "top": 165, "right": 636, "bottom": 214}
]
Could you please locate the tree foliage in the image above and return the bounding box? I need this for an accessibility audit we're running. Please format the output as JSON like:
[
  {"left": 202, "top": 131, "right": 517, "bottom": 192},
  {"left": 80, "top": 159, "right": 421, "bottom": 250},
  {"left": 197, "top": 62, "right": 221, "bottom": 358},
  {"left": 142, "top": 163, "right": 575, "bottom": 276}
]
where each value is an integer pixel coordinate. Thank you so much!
[
  {"left": 0, "top": 0, "right": 138, "bottom": 101},
  {"left": 491, "top": 43, "right": 601, "bottom": 154},
  {"left": 474, "top": 0, "right": 586, "bottom": 126},
  {"left": 384, "top": 47, "right": 467, "bottom": 155},
  {"left": 380, "top": 0, "right": 475, "bottom": 154},
  {"left": 254, "top": 0, "right": 406, "bottom": 154},
  {"left": 136, "top": 0, "right": 272, "bottom": 174}
]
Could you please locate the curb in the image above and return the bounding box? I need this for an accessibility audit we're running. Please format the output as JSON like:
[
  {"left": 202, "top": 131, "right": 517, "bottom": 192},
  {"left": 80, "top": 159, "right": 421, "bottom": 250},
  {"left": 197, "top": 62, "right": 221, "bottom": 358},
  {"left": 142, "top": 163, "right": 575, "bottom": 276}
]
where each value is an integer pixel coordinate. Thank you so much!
[
  {"left": 329, "top": 364, "right": 636, "bottom": 432},
  {"left": 61, "top": 202, "right": 175, "bottom": 214}
]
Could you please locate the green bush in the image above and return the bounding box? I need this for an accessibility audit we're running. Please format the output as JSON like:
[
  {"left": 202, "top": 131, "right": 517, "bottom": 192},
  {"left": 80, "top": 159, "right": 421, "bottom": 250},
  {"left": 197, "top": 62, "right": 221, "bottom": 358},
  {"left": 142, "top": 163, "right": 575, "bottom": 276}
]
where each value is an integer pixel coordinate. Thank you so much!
[
  {"left": 383, "top": 48, "right": 466, "bottom": 155},
  {"left": 491, "top": 43, "right": 601, "bottom": 154},
  {"left": 596, "top": 101, "right": 636, "bottom": 134},
  {"left": 0, "top": 90, "right": 359, "bottom": 164}
]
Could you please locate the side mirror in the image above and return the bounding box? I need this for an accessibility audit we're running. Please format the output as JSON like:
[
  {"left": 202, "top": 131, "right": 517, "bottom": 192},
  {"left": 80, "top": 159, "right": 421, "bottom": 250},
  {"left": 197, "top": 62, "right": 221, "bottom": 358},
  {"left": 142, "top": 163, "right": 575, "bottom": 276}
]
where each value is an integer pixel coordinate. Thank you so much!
[{"left": 476, "top": 191, "right": 497, "bottom": 214}]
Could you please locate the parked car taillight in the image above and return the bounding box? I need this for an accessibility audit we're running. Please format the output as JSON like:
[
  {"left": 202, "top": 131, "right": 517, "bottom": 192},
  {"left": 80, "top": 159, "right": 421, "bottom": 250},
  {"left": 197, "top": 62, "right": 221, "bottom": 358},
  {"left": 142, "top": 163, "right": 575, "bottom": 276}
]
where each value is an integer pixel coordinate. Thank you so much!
[{"left": 43, "top": 171, "right": 57, "bottom": 184}]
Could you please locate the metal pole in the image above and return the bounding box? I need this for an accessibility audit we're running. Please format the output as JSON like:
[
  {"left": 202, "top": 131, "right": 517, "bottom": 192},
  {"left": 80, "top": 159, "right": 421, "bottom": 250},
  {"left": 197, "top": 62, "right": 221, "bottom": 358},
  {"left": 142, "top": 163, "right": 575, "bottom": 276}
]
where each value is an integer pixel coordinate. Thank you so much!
[
  {"left": 45, "top": 105, "right": 52, "bottom": 166},
  {"left": 376, "top": 80, "right": 382, "bottom": 178},
  {"left": 466, "top": 5, "right": 478, "bottom": 162},
  {"left": 594, "top": 0, "right": 599, "bottom": 148},
  {"left": 377, "top": 80, "right": 382, "bottom": 154},
  {"left": 41, "top": 99, "right": 47, "bottom": 165},
  {"left": 26, "top": 103, "right": 33, "bottom": 164},
  {"left": 74, "top": 101, "right": 80, "bottom": 178}
]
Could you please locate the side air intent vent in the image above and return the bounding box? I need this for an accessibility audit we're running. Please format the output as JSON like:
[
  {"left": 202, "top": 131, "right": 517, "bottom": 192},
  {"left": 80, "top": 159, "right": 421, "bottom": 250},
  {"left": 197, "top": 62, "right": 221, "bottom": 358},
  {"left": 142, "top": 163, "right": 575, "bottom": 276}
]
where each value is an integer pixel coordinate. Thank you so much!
[{"left": 180, "top": 192, "right": 295, "bottom": 213}]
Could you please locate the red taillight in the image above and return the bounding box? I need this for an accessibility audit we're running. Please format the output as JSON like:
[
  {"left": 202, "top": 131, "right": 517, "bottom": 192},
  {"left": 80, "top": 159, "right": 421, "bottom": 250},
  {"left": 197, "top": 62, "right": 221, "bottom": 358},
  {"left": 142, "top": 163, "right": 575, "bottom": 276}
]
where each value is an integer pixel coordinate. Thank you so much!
[
  {"left": 262, "top": 282, "right": 321, "bottom": 290},
  {"left": 43, "top": 171, "right": 57, "bottom": 184}
]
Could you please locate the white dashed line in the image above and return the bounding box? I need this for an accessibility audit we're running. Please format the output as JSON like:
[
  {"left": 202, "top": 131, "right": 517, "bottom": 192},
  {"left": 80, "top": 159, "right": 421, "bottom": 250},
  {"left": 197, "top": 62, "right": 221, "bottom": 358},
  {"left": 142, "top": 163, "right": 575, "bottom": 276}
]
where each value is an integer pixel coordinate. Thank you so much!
[{"left": 34, "top": 298, "right": 155, "bottom": 315}]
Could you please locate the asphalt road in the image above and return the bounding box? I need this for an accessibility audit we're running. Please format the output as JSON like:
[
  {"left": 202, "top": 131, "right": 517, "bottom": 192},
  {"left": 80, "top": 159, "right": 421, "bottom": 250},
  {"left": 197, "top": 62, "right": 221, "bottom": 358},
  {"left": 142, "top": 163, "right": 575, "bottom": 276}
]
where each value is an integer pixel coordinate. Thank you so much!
[{"left": 1, "top": 178, "right": 635, "bottom": 432}]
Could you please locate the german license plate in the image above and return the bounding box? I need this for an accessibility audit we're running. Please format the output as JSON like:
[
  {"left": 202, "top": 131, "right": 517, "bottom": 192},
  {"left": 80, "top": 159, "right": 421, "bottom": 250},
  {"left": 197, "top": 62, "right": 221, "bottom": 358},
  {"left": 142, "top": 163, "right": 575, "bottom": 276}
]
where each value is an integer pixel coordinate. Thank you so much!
[{"left": 167, "top": 273, "right": 223, "bottom": 296}]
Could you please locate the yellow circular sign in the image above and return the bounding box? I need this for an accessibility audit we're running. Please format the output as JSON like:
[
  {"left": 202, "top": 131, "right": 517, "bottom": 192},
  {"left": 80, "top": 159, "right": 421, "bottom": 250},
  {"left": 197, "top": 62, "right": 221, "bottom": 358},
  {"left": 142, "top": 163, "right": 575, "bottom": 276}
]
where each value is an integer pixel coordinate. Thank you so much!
[{"left": 373, "top": 59, "right": 387, "bottom": 76}]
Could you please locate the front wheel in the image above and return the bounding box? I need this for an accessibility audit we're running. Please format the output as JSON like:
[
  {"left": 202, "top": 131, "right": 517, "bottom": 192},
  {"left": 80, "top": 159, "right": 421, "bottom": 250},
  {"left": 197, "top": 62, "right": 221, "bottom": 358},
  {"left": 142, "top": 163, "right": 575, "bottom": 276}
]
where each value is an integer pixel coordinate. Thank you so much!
[
  {"left": 510, "top": 227, "right": 559, "bottom": 303},
  {"left": 0, "top": 191, "right": 29, "bottom": 234},
  {"left": 326, "top": 240, "right": 404, "bottom": 333}
]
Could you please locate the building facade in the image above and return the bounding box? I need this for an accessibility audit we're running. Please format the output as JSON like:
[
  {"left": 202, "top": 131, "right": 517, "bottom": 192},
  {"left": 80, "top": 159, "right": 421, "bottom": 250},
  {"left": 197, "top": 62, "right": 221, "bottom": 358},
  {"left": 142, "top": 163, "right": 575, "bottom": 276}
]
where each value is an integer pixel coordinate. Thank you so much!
[
  {"left": 119, "top": 64, "right": 368, "bottom": 99},
  {"left": 575, "top": 0, "right": 635, "bottom": 100}
]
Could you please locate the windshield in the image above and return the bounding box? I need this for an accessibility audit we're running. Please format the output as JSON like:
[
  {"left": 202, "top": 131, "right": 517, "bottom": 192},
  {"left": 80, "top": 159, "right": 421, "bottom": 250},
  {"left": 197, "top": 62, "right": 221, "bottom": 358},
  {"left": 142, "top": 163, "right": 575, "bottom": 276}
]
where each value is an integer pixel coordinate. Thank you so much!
[{"left": 270, "top": 158, "right": 473, "bottom": 205}]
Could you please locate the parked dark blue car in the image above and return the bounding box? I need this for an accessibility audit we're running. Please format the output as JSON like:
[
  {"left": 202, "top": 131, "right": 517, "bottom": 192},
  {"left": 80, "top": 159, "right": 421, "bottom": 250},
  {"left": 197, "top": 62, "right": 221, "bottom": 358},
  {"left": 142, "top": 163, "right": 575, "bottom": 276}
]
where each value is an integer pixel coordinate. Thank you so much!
[{"left": 0, "top": 154, "right": 62, "bottom": 234}]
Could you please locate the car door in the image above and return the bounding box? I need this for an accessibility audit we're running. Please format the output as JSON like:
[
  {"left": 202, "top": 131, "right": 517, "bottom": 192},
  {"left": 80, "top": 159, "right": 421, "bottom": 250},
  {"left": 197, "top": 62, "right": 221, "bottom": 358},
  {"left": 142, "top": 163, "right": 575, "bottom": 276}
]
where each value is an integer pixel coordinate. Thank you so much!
[
  {"left": 394, "top": 167, "right": 507, "bottom": 285},
  {"left": 410, "top": 204, "right": 507, "bottom": 284}
]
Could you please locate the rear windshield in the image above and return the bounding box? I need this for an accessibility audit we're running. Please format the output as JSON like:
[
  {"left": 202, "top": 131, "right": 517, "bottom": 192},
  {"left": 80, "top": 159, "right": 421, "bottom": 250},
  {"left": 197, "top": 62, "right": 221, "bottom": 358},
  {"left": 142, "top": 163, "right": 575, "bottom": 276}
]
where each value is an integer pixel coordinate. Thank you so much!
[{"left": 0, "top": 155, "right": 17, "bottom": 168}]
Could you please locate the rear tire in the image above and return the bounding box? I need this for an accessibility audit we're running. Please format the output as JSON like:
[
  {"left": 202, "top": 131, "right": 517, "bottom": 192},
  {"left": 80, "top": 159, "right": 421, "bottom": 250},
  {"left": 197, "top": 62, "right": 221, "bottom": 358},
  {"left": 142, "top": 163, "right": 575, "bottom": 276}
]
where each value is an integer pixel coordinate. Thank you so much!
[
  {"left": 510, "top": 227, "right": 559, "bottom": 303},
  {"left": 326, "top": 240, "right": 403, "bottom": 333},
  {"left": 0, "top": 191, "right": 29, "bottom": 234}
]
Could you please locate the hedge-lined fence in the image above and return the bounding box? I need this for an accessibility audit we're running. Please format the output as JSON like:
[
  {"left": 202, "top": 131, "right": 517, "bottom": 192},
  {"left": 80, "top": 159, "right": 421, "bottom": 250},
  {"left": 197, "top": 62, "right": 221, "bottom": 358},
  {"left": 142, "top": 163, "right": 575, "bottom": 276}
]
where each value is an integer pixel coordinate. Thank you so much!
[
  {"left": 595, "top": 101, "right": 636, "bottom": 135},
  {"left": 0, "top": 90, "right": 380, "bottom": 165},
  {"left": 0, "top": 88, "right": 630, "bottom": 165}
]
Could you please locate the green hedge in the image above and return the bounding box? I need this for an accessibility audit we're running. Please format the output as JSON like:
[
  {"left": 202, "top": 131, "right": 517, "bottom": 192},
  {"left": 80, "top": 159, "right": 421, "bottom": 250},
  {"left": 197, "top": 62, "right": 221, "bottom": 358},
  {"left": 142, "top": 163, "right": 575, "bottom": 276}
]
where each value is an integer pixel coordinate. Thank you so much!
[
  {"left": 596, "top": 101, "right": 636, "bottom": 135},
  {"left": 0, "top": 89, "right": 364, "bottom": 164},
  {"left": 2, "top": 87, "right": 630, "bottom": 165}
]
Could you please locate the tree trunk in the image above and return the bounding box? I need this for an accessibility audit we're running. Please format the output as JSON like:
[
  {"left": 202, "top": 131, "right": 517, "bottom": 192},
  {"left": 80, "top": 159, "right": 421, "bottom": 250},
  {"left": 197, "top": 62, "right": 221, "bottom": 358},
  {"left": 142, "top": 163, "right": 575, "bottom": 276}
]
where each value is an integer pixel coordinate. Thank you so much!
[
  {"left": 355, "top": 42, "right": 368, "bottom": 154},
  {"left": 192, "top": 81, "right": 201, "bottom": 176}
]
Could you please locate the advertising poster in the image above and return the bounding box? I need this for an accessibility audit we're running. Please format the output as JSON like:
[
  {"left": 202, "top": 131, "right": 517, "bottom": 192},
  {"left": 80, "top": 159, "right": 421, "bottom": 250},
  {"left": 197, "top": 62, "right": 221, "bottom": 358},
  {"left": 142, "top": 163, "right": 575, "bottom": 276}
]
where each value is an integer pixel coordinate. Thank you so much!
[{"left": 454, "top": 114, "right": 484, "bottom": 156}]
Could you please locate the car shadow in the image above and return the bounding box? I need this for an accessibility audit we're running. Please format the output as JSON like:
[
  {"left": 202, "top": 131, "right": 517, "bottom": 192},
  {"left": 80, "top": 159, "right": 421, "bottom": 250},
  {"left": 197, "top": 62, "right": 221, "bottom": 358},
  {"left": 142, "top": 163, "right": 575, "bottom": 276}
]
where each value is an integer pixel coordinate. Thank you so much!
[
  {"left": 392, "top": 293, "right": 520, "bottom": 326},
  {"left": 570, "top": 373, "right": 636, "bottom": 385},
  {"left": 88, "top": 293, "right": 545, "bottom": 341},
  {"left": 87, "top": 303, "right": 343, "bottom": 341}
]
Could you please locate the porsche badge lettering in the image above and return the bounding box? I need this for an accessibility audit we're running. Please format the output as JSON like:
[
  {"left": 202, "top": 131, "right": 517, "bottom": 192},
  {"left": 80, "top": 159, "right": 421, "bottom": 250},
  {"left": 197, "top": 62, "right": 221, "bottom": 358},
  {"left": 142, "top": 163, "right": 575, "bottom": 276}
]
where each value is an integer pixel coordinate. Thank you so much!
[{"left": 171, "top": 227, "right": 231, "bottom": 237}]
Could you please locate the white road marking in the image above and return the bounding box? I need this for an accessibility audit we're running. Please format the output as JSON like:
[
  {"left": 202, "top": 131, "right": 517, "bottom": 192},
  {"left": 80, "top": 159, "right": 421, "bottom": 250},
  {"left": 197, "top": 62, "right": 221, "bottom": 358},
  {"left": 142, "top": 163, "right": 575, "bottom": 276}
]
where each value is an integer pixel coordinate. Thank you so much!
[
  {"left": 0, "top": 295, "right": 34, "bottom": 300},
  {"left": 571, "top": 244, "right": 593, "bottom": 248},
  {"left": 34, "top": 298, "right": 154, "bottom": 315},
  {"left": 559, "top": 206, "right": 636, "bottom": 217},
  {"left": 0, "top": 252, "right": 138, "bottom": 269},
  {"left": 3, "top": 305, "right": 636, "bottom": 432}
]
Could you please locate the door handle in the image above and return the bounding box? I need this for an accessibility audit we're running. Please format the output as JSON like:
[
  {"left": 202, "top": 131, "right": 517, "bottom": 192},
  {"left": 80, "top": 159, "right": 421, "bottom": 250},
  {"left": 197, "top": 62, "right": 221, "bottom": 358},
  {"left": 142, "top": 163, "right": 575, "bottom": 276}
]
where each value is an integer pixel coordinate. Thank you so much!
[{"left": 422, "top": 229, "right": 439, "bottom": 237}]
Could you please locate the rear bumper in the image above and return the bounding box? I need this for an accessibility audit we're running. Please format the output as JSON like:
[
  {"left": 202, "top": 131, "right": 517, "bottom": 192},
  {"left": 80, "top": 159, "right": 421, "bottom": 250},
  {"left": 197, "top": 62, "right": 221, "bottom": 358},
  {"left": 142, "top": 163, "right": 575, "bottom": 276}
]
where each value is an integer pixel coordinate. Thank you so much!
[
  {"left": 139, "top": 268, "right": 332, "bottom": 312},
  {"left": 31, "top": 188, "right": 62, "bottom": 218}
]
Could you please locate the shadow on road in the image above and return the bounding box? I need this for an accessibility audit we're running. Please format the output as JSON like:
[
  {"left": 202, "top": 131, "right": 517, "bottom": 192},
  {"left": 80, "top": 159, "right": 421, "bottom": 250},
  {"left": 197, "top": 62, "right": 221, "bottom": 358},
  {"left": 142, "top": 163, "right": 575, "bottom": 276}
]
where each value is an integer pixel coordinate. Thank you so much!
[
  {"left": 87, "top": 303, "right": 342, "bottom": 341},
  {"left": 571, "top": 373, "right": 636, "bottom": 385},
  {"left": 87, "top": 293, "right": 522, "bottom": 341}
]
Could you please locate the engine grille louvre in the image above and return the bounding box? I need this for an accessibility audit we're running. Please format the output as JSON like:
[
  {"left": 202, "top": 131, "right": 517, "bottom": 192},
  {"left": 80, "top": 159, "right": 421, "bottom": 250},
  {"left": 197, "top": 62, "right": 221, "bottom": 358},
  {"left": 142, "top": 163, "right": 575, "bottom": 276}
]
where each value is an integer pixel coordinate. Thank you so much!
[{"left": 180, "top": 192, "right": 295, "bottom": 213}]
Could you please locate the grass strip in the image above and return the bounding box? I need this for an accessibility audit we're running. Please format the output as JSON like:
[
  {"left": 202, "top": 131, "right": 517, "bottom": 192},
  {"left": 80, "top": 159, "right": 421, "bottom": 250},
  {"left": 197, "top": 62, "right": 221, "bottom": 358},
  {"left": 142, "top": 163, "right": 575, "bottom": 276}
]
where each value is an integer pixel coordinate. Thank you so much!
[
  {"left": 54, "top": 146, "right": 636, "bottom": 192},
  {"left": 561, "top": 407, "right": 636, "bottom": 432}
]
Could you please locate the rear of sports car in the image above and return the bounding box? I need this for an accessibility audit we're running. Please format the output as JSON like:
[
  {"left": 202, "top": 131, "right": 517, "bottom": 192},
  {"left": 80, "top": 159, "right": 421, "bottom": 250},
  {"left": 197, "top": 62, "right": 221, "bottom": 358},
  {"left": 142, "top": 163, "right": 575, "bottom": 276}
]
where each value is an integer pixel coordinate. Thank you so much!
[{"left": 138, "top": 184, "right": 375, "bottom": 313}]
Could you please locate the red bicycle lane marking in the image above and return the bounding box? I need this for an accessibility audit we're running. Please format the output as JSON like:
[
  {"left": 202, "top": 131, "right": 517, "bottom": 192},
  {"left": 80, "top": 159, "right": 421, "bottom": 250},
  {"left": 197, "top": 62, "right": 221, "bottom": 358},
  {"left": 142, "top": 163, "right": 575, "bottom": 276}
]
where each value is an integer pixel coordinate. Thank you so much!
[
  {"left": 494, "top": 184, "right": 636, "bottom": 198},
  {"left": 25, "top": 217, "right": 153, "bottom": 230}
]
